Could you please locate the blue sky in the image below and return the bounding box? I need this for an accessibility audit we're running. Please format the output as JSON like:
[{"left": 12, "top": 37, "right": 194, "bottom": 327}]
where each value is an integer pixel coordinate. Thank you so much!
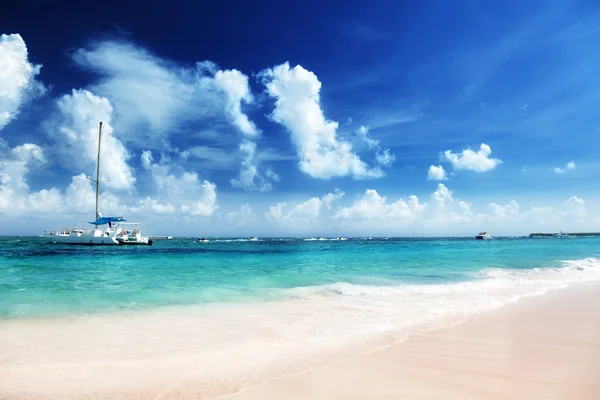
[{"left": 1, "top": 0, "right": 599, "bottom": 236}]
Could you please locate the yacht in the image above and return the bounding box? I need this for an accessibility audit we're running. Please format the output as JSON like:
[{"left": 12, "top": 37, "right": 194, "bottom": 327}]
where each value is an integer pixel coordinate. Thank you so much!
[
  {"left": 475, "top": 232, "right": 493, "bottom": 240},
  {"left": 555, "top": 231, "right": 572, "bottom": 238},
  {"left": 44, "top": 122, "right": 152, "bottom": 246}
]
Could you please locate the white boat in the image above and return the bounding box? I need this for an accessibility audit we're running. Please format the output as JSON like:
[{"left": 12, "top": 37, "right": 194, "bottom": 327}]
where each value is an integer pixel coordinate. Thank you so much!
[
  {"left": 475, "top": 232, "right": 493, "bottom": 240},
  {"left": 555, "top": 231, "right": 572, "bottom": 238},
  {"left": 195, "top": 238, "right": 209, "bottom": 243},
  {"left": 44, "top": 122, "right": 152, "bottom": 246}
]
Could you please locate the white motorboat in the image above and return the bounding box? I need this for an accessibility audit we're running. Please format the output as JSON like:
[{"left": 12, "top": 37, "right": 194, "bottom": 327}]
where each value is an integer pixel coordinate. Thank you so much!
[
  {"left": 475, "top": 232, "right": 493, "bottom": 240},
  {"left": 44, "top": 122, "right": 152, "bottom": 246}
]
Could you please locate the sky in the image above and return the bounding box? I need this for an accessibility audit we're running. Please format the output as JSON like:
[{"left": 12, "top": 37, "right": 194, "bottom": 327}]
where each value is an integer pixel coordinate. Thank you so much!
[{"left": 1, "top": 0, "right": 599, "bottom": 236}]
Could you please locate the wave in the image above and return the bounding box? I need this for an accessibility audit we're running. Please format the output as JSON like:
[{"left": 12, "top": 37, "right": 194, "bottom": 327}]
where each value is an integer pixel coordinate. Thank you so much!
[
  {"left": 284, "top": 257, "right": 600, "bottom": 300},
  {"left": 303, "top": 237, "right": 348, "bottom": 241}
]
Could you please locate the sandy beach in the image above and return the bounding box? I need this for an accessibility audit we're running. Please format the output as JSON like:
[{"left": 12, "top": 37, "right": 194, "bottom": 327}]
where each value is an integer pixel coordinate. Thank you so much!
[
  {"left": 1, "top": 282, "right": 599, "bottom": 400},
  {"left": 228, "top": 282, "right": 600, "bottom": 400}
]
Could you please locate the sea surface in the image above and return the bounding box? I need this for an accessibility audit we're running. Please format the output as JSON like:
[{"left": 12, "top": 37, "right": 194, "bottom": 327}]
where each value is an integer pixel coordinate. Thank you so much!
[
  {"left": 1, "top": 236, "right": 600, "bottom": 319},
  {"left": 2, "top": 235, "right": 600, "bottom": 397}
]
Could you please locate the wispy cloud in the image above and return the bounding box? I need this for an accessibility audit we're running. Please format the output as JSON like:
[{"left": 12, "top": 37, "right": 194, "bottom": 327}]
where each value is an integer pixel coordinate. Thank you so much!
[{"left": 554, "top": 160, "right": 576, "bottom": 174}]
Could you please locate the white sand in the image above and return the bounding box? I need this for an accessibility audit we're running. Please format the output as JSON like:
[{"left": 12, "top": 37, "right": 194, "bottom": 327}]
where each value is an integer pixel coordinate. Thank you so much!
[{"left": 1, "top": 282, "right": 599, "bottom": 399}]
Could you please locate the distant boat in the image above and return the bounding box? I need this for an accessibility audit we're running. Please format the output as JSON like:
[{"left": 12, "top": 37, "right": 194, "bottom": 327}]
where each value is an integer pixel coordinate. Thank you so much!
[
  {"left": 475, "top": 232, "right": 493, "bottom": 240},
  {"left": 555, "top": 231, "right": 572, "bottom": 238},
  {"left": 195, "top": 238, "right": 209, "bottom": 243},
  {"left": 44, "top": 122, "right": 152, "bottom": 246},
  {"left": 248, "top": 237, "right": 258, "bottom": 241}
]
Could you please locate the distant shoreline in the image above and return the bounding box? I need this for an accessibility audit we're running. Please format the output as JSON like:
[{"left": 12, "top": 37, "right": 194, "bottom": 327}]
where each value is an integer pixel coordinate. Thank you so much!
[{"left": 529, "top": 232, "right": 600, "bottom": 237}]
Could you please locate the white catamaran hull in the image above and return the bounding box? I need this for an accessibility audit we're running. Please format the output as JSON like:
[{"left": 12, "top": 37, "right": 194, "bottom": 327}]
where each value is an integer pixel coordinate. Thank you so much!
[{"left": 49, "top": 231, "right": 119, "bottom": 245}]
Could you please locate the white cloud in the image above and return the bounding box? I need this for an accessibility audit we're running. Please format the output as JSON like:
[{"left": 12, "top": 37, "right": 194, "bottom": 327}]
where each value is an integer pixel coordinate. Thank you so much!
[
  {"left": 356, "top": 125, "right": 395, "bottom": 167},
  {"left": 427, "top": 165, "right": 447, "bottom": 180},
  {"left": 72, "top": 41, "right": 261, "bottom": 153},
  {"left": 226, "top": 203, "right": 255, "bottom": 227},
  {"left": 267, "top": 190, "right": 345, "bottom": 223},
  {"left": 214, "top": 69, "right": 259, "bottom": 137},
  {"left": 63, "top": 173, "right": 126, "bottom": 216},
  {"left": 130, "top": 196, "right": 176, "bottom": 214},
  {"left": 356, "top": 125, "right": 379, "bottom": 148},
  {"left": 47, "top": 89, "right": 136, "bottom": 191},
  {"left": 180, "top": 180, "right": 217, "bottom": 216},
  {"left": 488, "top": 200, "right": 520, "bottom": 218},
  {"left": 230, "top": 140, "right": 276, "bottom": 192},
  {"left": 141, "top": 150, "right": 153, "bottom": 170},
  {"left": 0, "top": 33, "right": 45, "bottom": 131},
  {"left": 141, "top": 151, "right": 218, "bottom": 217},
  {"left": 442, "top": 143, "right": 502, "bottom": 172},
  {"left": 335, "top": 189, "right": 425, "bottom": 221},
  {"left": 0, "top": 141, "right": 62, "bottom": 214},
  {"left": 72, "top": 41, "right": 221, "bottom": 147},
  {"left": 261, "top": 62, "right": 384, "bottom": 180},
  {"left": 375, "top": 149, "right": 395, "bottom": 167},
  {"left": 554, "top": 160, "right": 576, "bottom": 174}
]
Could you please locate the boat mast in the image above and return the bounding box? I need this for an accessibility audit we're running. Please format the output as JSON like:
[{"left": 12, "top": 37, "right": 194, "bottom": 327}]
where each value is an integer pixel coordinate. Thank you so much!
[{"left": 95, "top": 121, "right": 102, "bottom": 225}]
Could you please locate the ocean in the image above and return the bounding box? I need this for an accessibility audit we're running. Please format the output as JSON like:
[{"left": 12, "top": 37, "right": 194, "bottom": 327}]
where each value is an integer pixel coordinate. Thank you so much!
[{"left": 2, "top": 236, "right": 600, "bottom": 396}]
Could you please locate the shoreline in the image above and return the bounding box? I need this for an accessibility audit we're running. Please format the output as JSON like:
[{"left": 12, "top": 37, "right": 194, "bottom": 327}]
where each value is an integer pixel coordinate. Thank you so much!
[
  {"left": 225, "top": 281, "right": 600, "bottom": 400},
  {"left": 1, "top": 281, "right": 599, "bottom": 399}
]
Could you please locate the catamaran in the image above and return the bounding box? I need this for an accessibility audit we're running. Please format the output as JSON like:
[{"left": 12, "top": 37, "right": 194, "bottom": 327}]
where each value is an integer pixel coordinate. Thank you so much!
[{"left": 45, "top": 122, "right": 152, "bottom": 246}]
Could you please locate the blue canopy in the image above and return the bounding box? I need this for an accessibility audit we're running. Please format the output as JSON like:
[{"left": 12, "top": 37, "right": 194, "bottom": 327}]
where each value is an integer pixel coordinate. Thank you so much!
[{"left": 88, "top": 216, "right": 126, "bottom": 225}]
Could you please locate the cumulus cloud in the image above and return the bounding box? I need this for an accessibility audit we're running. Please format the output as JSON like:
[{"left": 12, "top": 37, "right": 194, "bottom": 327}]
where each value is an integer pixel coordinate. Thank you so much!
[
  {"left": 0, "top": 141, "right": 62, "bottom": 214},
  {"left": 214, "top": 69, "right": 259, "bottom": 137},
  {"left": 554, "top": 161, "right": 576, "bottom": 174},
  {"left": 47, "top": 89, "right": 136, "bottom": 191},
  {"left": 266, "top": 190, "right": 345, "bottom": 223},
  {"left": 427, "top": 165, "right": 447, "bottom": 180},
  {"left": 261, "top": 62, "right": 384, "bottom": 179},
  {"left": 335, "top": 190, "right": 425, "bottom": 220},
  {"left": 0, "top": 33, "right": 45, "bottom": 131},
  {"left": 73, "top": 40, "right": 269, "bottom": 191},
  {"left": 212, "top": 68, "right": 276, "bottom": 191},
  {"left": 63, "top": 173, "right": 126, "bottom": 216},
  {"left": 130, "top": 196, "right": 176, "bottom": 214},
  {"left": 140, "top": 150, "right": 218, "bottom": 216},
  {"left": 442, "top": 143, "right": 502, "bottom": 172}
]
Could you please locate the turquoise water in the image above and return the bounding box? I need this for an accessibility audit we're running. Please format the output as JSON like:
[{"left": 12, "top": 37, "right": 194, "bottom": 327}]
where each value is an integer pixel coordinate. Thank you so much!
[{"left": 1, "top": 236, "right": 600, "bottom": 319}]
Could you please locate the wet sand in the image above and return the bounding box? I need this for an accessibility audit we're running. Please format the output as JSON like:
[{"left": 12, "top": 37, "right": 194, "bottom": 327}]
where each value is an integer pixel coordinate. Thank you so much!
[{"left": 227, "top": 282, "right": 600, "bottom": 400}]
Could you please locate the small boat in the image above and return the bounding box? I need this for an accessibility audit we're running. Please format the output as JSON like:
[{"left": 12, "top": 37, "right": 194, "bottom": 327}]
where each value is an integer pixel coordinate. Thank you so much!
[
  {"left": 248, "top": 237, "right": 258, "bottom": 241},
  {"left": 195, "top": 238, "right": 209, "bottom": 243},
  {"left": 475, "top": 232, "right": 493, "bottom": 240},
  {"left": 555, "top": 231, "right": 572, "bottom": 238}
]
